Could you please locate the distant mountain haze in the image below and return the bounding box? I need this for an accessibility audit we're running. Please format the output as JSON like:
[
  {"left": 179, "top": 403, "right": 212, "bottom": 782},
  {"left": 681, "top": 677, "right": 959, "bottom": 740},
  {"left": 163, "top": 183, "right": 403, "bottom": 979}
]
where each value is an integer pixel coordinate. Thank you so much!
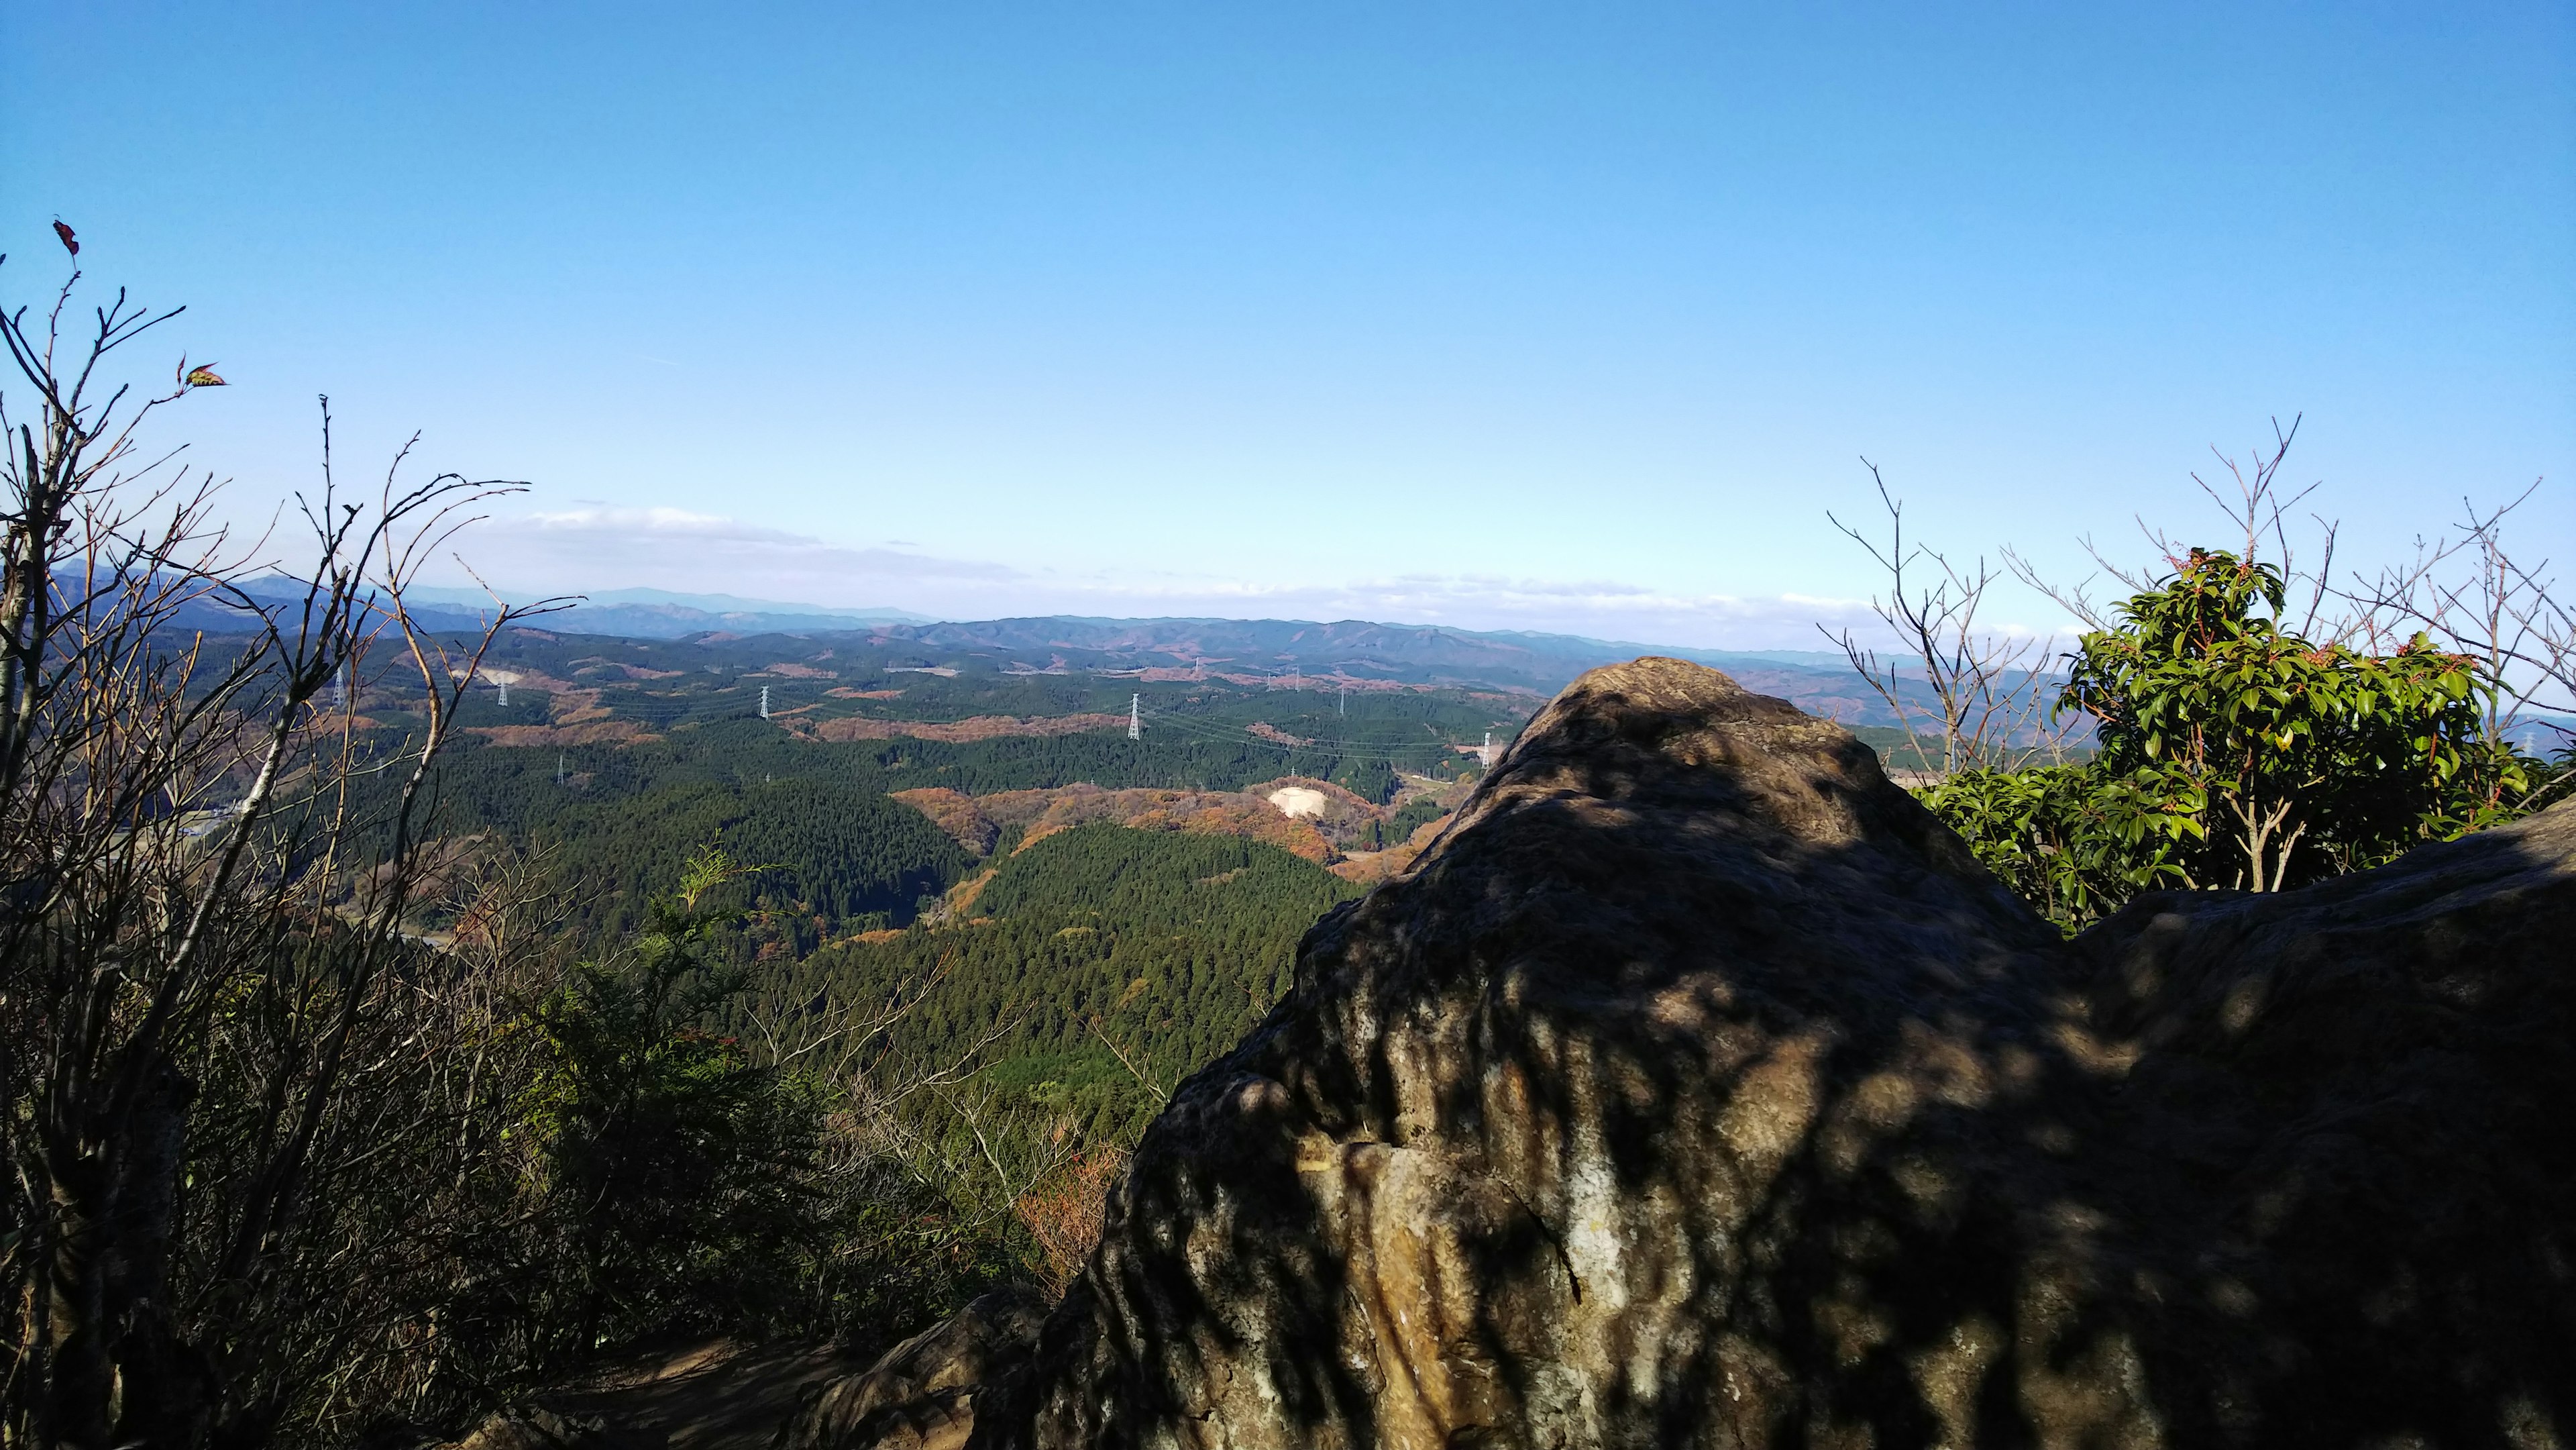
[
  {"left": 393, "top": 584, "right": 933, "bottom": 633},
  {"left": 225, "top": 577, "right": 1851, "bottom": 686},
  {"left": 170, "top": 578, "right": 2574, "bottom": 748}
]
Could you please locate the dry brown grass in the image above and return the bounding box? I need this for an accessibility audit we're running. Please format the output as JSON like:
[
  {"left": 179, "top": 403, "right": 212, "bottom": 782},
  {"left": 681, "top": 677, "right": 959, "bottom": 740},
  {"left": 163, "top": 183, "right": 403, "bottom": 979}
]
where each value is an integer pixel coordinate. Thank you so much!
[{"left": 1014, "top": 1149, "right": 1131, "bottom": 1295}]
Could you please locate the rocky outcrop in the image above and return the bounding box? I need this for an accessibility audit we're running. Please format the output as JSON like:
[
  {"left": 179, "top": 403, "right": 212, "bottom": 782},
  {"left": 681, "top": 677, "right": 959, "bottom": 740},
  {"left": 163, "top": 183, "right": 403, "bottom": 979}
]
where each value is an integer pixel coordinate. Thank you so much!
[{"left": 882, "top": 656, "right": 2570, "bottom": 1447}]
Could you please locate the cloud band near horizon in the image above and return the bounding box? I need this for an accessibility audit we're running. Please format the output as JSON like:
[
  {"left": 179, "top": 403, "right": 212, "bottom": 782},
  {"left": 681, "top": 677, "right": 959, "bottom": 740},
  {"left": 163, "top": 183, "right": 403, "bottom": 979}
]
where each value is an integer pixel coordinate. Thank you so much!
[{"left": 433, "top": 504, "right": 2048, "bottom": 650}]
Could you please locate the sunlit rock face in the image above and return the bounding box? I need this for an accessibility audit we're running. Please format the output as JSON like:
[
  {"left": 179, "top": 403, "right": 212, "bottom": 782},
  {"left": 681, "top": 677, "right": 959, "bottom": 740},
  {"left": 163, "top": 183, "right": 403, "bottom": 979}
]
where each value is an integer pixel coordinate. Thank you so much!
[{"left": 963, "top": 658, "right": 2575, "bottom": 1450}]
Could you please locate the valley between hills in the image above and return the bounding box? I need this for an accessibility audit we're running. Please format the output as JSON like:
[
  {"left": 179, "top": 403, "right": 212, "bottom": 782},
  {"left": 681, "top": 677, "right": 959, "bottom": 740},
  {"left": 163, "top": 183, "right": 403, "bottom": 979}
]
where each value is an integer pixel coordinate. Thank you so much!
[{"left": 321, "top": 616, "right": 1996, "bottom": 1191}]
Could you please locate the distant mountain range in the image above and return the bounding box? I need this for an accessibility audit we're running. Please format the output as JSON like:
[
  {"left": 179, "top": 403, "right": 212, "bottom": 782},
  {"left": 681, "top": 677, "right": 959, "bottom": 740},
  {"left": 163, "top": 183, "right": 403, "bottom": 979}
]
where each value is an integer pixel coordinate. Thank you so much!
[
  {"left": 152, "top": 579, "right": 2572, "bottom": 748},
  {"left": 396, "top": 585, "right": 933, "bottom": 636},
  {"left": 176, "top": 579, "right": 1846, "bottom": 692},
  {"left": 239, "top": 583, "right": 1861, "bottom": 696},
  {"left": 861, "top": 615, "right": 1870, "bottom": 698}
]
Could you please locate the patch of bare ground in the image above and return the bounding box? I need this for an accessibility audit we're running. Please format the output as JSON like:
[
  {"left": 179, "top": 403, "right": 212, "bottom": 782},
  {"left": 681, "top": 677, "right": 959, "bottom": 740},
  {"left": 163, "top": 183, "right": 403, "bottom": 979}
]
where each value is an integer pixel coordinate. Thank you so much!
[
  {"left": 892, "top": 779, "right": 1401, "bottom": 867},
  {"left": 1012, "top": 789, "right": 1334, "bottom": 864},
  {"left": 826, "top": 686, "right": 907, "bottom": 699},
  {"left": 806, "top": 713, "right": 1125, "bottom": 744},
  {"left": 1248, "top": 774, "right": 1373, "bottom": 813},
  {"left": 1327, "top": 813, "right": 1454, "bottom": 884},
  {"left": 467, "top": 721, "right": 656, "bottom": 747},
  {"left": 464, "top": 666, "right": 626, "bottom": 725},
  {"left": 890, "top": 787, "right": 1000, "bottom": 855},
  {"left": 545, "top": 694, "right": 627, "bottom": 725},
  {"left": 573, "top": 658, "right": 686, "bottom": 680},
  {"left": 753, "top": 662, "right": 837, "bottom": 678},
  {"left": 463, "top": 667, "right": 591, "bottom": 696},
  {"left": 942, "top": 866, "right": 1001, "bottom": 918}
]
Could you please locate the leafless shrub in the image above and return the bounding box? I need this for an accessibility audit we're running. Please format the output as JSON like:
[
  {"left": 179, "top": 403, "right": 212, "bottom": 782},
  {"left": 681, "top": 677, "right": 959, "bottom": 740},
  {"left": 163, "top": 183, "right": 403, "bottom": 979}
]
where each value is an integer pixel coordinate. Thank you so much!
[
  {"left": 1014, "top": 1148, "right": 1128, "bottom": 1296},
  {"left": 0, "top": 240, "right": 564, "bottom": 1445},
  {"left": 2002, "top": 415, "right": 2571, "bottom": 770},
  {"left": 1824, "top": 462, "right": 2070, "bottom": 776},
  {"left": 2006, "top": 417, "right": 2341, "bottom": 641},
  {"left": 2341, "top": 485, "right": 2573, "bottom": 754}
]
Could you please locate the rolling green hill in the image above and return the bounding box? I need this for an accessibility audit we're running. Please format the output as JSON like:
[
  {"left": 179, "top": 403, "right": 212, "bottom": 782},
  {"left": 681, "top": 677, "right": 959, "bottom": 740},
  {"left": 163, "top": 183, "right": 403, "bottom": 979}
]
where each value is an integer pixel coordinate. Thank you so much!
[{"left": 729, "top": 823, "right": 1362, "bottom": 1141}]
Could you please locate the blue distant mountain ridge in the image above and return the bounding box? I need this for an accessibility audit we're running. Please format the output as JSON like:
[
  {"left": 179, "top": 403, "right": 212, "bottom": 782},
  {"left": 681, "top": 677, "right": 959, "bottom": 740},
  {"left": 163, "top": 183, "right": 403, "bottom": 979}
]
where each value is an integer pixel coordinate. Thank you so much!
[
  {"left": 158, "top": 578, "right": 2573, "bottom": 748},
  {"left": 388, "top": 584, "right": 933, "bottom": 635},
  {"left": 184, "top": 578, "right": 1876, "bottom": 702}
]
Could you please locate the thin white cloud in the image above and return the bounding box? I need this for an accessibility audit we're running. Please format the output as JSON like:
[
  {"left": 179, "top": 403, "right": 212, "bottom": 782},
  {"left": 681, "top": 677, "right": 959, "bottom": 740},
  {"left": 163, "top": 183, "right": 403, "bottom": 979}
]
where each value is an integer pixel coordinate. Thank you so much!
[
  {"left": 433, "top": 507, "right": 1941, "bottom": 650},
  {"left": 444, "top": 507, "right": 1022, "bottom": 603}
]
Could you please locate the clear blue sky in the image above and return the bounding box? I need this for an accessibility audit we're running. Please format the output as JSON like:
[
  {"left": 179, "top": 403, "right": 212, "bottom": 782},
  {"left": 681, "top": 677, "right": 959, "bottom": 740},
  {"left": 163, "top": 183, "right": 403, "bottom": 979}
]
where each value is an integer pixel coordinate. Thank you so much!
[{"left": 7, "top": 2, "right": 2571, "bottom": 645}]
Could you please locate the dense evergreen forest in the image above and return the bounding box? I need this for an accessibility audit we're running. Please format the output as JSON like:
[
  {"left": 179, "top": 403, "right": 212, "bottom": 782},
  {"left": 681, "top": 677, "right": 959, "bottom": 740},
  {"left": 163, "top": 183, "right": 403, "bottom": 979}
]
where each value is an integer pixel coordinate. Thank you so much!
[
  {"left": 323, "top": 662, "right": 1495, "bottom": 1204},
  {"left": 390, "top": 713, "right": 1453, "bottom": 943},
  {"left": 729, "top": 823, "right": 1363, "bottom": 1143},
  {"left": 378, "top": 622, "right": 1532, "bottom": 753}
]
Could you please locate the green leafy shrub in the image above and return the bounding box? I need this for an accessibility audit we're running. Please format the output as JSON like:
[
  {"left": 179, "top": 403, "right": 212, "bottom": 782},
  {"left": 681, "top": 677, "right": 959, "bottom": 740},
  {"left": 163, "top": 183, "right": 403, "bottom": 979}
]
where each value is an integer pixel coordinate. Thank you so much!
[{"left": 1922, "top": 548, "right": 2538, "bottom": 931}]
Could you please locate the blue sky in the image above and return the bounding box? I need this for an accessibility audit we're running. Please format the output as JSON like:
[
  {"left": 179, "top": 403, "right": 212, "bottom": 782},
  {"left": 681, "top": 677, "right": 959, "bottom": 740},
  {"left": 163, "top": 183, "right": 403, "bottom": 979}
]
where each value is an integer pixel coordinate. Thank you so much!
[{"left": 6, "top": 2, "right": 2571, "bottom": 646}]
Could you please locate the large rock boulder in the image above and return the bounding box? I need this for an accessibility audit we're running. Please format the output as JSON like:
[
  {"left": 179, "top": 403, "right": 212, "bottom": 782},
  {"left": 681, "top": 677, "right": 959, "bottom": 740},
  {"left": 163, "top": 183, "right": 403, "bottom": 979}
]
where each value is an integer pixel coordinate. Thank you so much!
[{"left": 957, "top": 658, "right": 2573, "bottom": 1447}]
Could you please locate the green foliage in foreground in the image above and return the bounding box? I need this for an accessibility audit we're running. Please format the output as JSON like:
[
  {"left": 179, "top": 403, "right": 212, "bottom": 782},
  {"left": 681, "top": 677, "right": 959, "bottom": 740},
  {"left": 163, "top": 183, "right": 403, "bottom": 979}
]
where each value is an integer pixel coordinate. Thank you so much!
[
  {"left": 737, "top": 823, "right": 1363, "bottom": 1143},
  {"left": 498, "top": 848, "right": 1014, "bottom": 1377},
  {"left": 527, "top": 850, "right": 825, "bottom": 1349},
  {"left": 1920, "top": 549, "right": 2550, "bottom": 931}
]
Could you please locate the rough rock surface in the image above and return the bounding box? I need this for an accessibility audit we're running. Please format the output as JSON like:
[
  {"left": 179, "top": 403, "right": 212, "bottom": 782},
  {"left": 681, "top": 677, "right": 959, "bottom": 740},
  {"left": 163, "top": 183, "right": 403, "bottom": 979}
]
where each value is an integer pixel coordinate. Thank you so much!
[
  {"left": 425, "top": 1339, "right": 861, "bottom": 1450},
  {"left": 929, "top": 658, "right": 2568, "bottom": 1447},
  {"left": 788, "top": 1288, "right": 1051, "bottom": 1450}
]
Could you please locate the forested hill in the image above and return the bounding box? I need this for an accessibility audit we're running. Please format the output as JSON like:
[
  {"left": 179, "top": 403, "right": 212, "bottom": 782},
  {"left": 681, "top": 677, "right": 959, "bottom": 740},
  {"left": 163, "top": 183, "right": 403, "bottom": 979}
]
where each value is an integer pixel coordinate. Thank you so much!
[
  {"left": 337, "top": 623, "right": 1957, "bottom": 1149},
  {"left": 184, "top": 588, "right": 1913, "bottom": 722},
  {"left": 339, "top": 619, "right": 1970, "bottom": 951},
  {"left": 728, "top": 823, "right": 1364, "bottom": 1143},
  {"left": 855, "top": 616, "right": 1868, "bottom": 701}
]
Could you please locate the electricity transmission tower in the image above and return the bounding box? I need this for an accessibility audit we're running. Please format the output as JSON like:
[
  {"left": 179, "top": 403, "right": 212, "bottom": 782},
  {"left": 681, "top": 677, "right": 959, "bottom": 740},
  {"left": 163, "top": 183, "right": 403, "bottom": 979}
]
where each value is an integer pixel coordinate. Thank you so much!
[
  {"left": 759, "top": 685, "right": 771, "bottom": 719},
  {"left": 1129, "top": 693, "right": 1142, "bottom": 741}
]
